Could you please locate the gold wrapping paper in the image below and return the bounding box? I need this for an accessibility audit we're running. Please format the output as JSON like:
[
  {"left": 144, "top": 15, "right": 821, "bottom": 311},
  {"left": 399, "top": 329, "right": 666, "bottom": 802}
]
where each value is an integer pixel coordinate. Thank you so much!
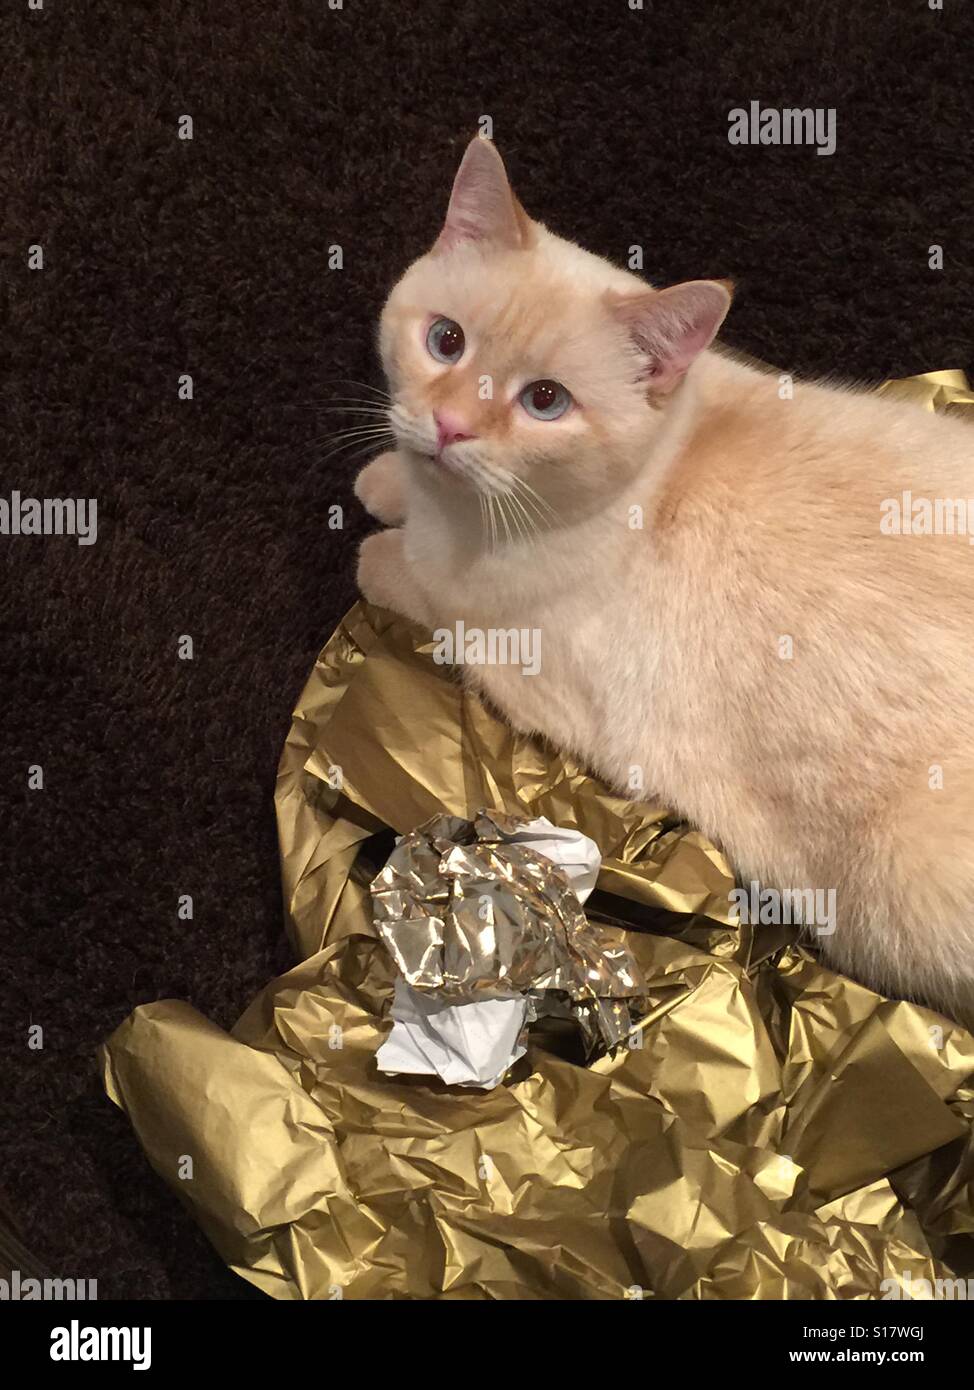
[{"left": 101, "top": 370, "right": 974, "bottom": 1299}]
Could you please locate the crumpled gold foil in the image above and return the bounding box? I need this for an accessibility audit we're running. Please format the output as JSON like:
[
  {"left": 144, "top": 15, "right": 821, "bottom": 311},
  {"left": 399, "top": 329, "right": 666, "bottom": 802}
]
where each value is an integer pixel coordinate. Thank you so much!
[
  {"left": 101, "top": 371, "right": 974, "bottom": 1300},
  {"left": 373, "top": 809, "right": 646, "bottom": 1051},
  {"left": 877, "top": 367, "right": 974, "bottom": 414}
]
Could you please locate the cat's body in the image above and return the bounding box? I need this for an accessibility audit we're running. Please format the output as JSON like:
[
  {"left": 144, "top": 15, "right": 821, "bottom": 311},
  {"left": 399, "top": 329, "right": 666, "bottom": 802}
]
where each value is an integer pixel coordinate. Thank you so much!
[{"left": 355, "top": 136, "right": 974, "bottom": 1023}]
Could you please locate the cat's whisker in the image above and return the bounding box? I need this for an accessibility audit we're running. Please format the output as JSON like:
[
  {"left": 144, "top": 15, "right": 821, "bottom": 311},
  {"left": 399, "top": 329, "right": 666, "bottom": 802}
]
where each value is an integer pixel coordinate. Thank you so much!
[
  {"left": 312, "top": 426, "right": 396, "bottom": 452},
  {"left": 497, "top": 494, "right": 515, "bottom": 547},
  {"left": 323, "top": 377, "right": 391, "bottom": 402},
  {"left": 515, "top": 505, "right": 534, "bottom": 546},
  {"left": 513, "top": 476, "right": 560, "bottom": 526},
  {"left": 293, "top": 398, "right": 392, "bottom": 412},
  {"left": 497, "top": 494, "right": 516, "bottom": 545},
  {"left": 302, "top": 425, "right": 396, "bottom": 465},
  {"left": 514, "top": 492, "right": 543, "bottom": 544},
  {"left": 315, "top": 395, "right": 391, "bottom": 407},
  {"left": 487, "top": 493, "right": 499, "bottom": 553},
  {"left": 317, "top": 436, "right": 396, "bottom": 469},
  {"left": 510, "top": 473, "right": 556, "bottom": 517},
  {"left": 506, "top": 490, "right": 539, "bottom": 544},
  {"left": 497, "top": 489, "right": 519, "bottom": 542},
  {"left": 317, "top": 431, "right": 397, "bottom": 460},
  {"left": 483, "top": 474, "right": 548, "bottom": 544},
  {"left": 309, "top": 406, "right": 392, "bottom": 417},
  {"left": 305, "top": 419, "right": 393, "bottom": 438},
  {"left": 521, "top": 501, "right": 549, "bottom": 540}
]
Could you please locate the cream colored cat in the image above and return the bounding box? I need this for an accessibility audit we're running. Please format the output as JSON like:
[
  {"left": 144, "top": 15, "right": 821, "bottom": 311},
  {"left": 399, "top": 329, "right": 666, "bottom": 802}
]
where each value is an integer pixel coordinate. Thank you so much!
[{"left": 355, "top": 135, "right": 974, "bottom": 1024}]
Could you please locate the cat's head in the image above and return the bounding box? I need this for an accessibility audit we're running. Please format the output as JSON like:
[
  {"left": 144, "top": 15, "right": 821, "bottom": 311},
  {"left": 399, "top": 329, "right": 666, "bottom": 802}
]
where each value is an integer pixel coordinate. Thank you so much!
[{"left": 379, "top": 136, "right": 731, "bottom": 518}]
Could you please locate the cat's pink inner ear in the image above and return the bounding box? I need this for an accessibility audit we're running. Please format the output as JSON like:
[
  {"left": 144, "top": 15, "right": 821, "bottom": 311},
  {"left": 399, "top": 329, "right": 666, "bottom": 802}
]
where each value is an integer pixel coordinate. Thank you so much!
[
  {"left": 609, "top": 280, "right": 733, "bottom": 392},
  {"left": 434, "top": 136, "right": 525, "bottom": 253}
]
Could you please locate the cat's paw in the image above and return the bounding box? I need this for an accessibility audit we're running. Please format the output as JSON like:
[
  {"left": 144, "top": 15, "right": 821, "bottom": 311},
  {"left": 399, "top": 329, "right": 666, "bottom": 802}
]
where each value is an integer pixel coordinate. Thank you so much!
[
  {"left": 354, "top": 451, "right": 407, "bottom": 526},
  {"left": 357, "top": 528, "right": 412, "bottom": 615},
  {"left": 357, "top": 529, "right": 432, "bottom": 626}
]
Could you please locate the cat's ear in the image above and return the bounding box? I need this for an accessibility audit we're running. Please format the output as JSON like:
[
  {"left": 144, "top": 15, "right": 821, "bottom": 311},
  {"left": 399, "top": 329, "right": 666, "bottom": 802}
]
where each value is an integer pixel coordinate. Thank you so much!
[
  {"left": 434, "top": 136, "right": 530, "bottom": 253},
  {"left": 606, "top": 280, "right": 733, "bottom": 392}
]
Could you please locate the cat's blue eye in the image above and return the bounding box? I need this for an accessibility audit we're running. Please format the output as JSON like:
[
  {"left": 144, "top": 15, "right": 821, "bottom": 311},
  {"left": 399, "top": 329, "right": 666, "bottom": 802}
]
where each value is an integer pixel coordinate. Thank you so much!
[
  {"left": 520, "top": 380, "right": 572, "bottom": 421},
  {"left": 426, "top": 317, "right": 465, "bottom": 364}
]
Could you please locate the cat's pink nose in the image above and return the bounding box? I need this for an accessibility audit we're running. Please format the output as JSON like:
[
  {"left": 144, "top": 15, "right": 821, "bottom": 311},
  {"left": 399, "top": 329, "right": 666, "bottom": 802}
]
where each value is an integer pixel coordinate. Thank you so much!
[{"left": 434, "top": 409, "right": 476, "bottom": 452}]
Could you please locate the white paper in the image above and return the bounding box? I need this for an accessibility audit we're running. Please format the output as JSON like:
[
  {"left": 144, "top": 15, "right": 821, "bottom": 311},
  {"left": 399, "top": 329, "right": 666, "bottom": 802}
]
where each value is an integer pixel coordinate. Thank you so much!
[{"left": 376, "top": 980, "right": 528, "bottom": 1088}]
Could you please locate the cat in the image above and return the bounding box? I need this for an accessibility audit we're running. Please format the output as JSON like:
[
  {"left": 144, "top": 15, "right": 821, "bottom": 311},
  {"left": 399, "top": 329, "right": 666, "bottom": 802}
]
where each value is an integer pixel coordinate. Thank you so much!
[{"left": 355, "top": 134, "right": 974, "bottom": 1026}]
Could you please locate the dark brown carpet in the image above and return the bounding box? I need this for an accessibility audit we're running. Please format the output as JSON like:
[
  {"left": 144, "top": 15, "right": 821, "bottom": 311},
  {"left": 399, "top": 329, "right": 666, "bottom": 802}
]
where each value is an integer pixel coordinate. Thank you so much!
[{"left": 3, "top": 0, "right": 972, "bottom": 1298}]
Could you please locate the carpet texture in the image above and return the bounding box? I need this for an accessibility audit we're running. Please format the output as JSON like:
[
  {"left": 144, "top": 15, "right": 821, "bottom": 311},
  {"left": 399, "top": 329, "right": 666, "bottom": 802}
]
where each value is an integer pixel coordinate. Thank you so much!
[{"left": 3, "top": 0, "right": 972, "bottom": 1298}]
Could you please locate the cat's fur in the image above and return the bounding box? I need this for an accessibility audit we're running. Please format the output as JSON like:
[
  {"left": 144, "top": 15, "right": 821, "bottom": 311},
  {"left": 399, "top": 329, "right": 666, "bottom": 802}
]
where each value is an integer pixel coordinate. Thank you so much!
[{"left": 355, "top": 135, "right": 974, "bottom": 1024}]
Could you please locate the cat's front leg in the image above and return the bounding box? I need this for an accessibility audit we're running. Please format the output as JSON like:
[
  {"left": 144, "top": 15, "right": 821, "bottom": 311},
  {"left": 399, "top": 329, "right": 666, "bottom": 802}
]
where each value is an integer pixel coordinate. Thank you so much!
[
  {"left": 354, "top": 451, "right": 408, "bottom": 527},
  {"left": 357, "top": 528, "right": 431, "bottom": 627}
]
